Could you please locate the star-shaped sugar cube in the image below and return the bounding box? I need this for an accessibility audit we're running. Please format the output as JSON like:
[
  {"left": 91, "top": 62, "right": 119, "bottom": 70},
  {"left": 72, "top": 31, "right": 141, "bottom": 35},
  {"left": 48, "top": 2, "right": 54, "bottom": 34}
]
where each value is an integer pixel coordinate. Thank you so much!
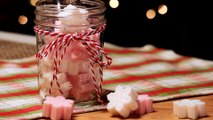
[
  {"left": 173, "top": 99, "right": 206, "bottom": 120},
  {"left": 42, "top": 96, "right": 74, "bottom": 120},
  {"left": 106, "top": 85, "right": 138, "bottom": 118}
]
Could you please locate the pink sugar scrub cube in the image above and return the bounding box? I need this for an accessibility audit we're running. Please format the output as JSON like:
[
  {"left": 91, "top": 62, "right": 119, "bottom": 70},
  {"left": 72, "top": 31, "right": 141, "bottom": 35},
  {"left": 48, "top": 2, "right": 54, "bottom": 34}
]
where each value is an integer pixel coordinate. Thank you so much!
[
  {"left": 64, "top": 41, "right": 89, "bottom": 61},
  {"left": 68, "top": 73, "right": 95, "bottom": 101},
  {"left": 42, "top": 96, "right": 74, "bottom": 120},
  {"left": 68, "top": 73, "right": 93, "bottom": 86},
  {"left": 59, "top": 59, "right": 80, "bottom": 76},
  {"left": 134, "top": 94, "right": 154, "bottom": 115},
  {"left": 78, "top": 61, "right": 90, "bottom": 73}
]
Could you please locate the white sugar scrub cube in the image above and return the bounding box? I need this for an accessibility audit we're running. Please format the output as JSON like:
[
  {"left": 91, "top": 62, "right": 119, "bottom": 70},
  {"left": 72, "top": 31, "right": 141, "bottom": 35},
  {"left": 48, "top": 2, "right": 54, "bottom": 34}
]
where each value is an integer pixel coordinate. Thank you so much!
[
  {"left": 106, "top": 85, "right": 138, "bottom": 118},
  {"left": 107, "top": 102, "right": 120, "bottom": 116},
  {"left": 40, "top": 88, "right": 49, "bottom": 100},
  {"left": 54, "top": 20, "right": 62, "bottom": 32},
  {"left": 59, "top": 81, "right": 72, "bottom": 98},
  {"left": 173, "top": 101, "right": 179, "bottom": 116},
  {"left": 182, "top": 99, "right": 199, "bottom": 120},
  {"left": 173, "top": 99, "right": 207, "bottom": 120},
  {"left": 191, "top": 100, "right": 206, "bottom": 117},
  {"left": 123, "top": 96, "right": 139, "bottom": 111},
  {"left": 177, "top": 102, "right": 188, "bottom": 119},
  {"left": 57, "top": 4, "right": 90, "bottom": 33},
  {"left": 39, "top": 56, "right": 54, "bottom": 74},
  {"left": 115, "top": 103, "right": 132, "bottom": 118},
  {"left": 40, "top": 72, "right": 72, "bottom": 98},
  {"left": 57, "top": 4, "right": 78, "bottom": 17},
  {"left": 41, "top": 72, "right": 68, "bottom": 86},
  {"left": 115, "top": 85, "right": 138, "bottom": 100}
]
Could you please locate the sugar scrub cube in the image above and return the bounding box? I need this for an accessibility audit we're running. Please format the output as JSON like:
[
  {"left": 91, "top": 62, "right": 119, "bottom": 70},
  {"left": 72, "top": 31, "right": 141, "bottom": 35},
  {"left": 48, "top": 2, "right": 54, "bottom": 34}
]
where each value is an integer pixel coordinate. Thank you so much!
[
  {"left": 106, "top": 85, "right": 138, "bottom": 118},
  {"left": 39, "top": 72, "right": 72, "bottom": 98},
  {"left": 59, "top": 59, "right": 80, "bottom": 76},
  {"left": 134, "top": 94, "right": 154, "bottom": 115},
  {"left": 57, "top": 4, "right": 90, "bottom": 33},
  {"left": 68, "top": 73, "right": 95, "bottom": 101},
  {"left": 42, "top": 96, "right": 74, "bottom": 120},
  {"left": 173, "top": 99, "right": 206, "bottom": 120},
  {"left": 39, "top": 56, "right": 54, "bottom": 74}
]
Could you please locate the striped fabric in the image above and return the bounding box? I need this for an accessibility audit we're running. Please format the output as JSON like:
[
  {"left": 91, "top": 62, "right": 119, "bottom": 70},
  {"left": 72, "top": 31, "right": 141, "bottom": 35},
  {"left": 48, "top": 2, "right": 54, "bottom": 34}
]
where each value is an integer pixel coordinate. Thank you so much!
[{"left": 1, "top": 43, "right": 213, "bottom": 119}]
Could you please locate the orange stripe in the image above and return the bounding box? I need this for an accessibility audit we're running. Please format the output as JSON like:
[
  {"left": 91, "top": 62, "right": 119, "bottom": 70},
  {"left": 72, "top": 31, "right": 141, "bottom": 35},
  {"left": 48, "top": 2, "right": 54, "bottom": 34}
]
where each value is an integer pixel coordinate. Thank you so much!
[
  {"left": 139, "top": 82, "right": 213, "bottom": 96},
  {"left": 0, "top": 90, "right": 39, "bottom": 98},
  {"left": 0, "top": 74, "right": 38, "bottom": 82},
  {"left": 103, "top": 68, "right": 213, "bottom": 85},
  {"left": 0, "top": 105, "right": 42, "bottom": 116},
  {"left": 108, "top": 56, "right": 190, "bottom": 70}
]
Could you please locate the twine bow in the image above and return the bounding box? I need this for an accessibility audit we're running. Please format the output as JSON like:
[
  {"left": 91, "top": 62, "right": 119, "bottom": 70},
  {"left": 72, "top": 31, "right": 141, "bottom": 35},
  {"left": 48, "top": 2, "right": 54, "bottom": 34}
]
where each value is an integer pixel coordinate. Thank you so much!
[{"left": 34, "top": 24, "right": 112, "bottom": 104}]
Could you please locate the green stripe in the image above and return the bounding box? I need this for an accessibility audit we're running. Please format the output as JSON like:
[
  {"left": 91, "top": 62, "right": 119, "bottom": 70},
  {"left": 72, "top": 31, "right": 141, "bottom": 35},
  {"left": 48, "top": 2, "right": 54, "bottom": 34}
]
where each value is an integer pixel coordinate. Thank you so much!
[
  {"left": 0, "top": 76, "right": 37, "bottom": 83},
  {"left": 0, "top": 77, "right": 37, "bottom": 84},
  {"left": 0, "top": 92, "right": 39, "bottom": 100},
  {"left": 0, "top": 109, "right": 42, "bottom": 119}
]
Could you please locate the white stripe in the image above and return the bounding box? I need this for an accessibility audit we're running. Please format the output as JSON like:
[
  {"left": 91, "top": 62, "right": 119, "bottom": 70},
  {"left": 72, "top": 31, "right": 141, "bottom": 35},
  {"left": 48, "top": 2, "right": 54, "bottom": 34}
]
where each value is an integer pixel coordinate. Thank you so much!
[
  {"left": 0, "top": 97, "right": 41, "bottom": 109},
  {"left": 0, "top": 31, "right": 36, "bottom": 45},
  {"left": 0, "top": 80, "right": 37, "bottom": 93},
  {"left": 0, "top": 67, "right": 37, "bottom": 76}
]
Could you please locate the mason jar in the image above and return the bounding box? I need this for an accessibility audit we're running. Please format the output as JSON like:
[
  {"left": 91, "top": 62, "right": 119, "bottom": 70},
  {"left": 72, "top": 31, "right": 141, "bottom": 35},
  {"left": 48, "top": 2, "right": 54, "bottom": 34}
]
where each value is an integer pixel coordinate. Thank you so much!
[{"left": 34, "top": 0, "right": 110, "bottom": 105}]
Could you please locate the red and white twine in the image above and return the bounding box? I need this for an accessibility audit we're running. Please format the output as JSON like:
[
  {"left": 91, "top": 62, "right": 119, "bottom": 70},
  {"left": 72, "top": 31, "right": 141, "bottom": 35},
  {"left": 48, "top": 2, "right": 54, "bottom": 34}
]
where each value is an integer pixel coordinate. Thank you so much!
[{"left": 34, "top": 24, "right": 112, "bottom": 105}]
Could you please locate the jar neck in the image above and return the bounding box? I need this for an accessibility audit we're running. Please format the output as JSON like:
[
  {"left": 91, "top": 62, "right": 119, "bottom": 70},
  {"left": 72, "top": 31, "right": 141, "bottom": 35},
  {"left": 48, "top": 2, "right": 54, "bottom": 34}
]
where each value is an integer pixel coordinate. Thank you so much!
[{"left": 34, "top": 0, "right": 106, "bottom": 28}]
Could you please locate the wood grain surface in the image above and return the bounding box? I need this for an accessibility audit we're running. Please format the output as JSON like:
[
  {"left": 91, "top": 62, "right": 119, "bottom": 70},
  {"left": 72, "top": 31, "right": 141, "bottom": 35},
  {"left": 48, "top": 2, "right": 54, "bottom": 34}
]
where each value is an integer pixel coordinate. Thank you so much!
[{"left": 71, "top": 95, "right": 213, "bottom": 120}]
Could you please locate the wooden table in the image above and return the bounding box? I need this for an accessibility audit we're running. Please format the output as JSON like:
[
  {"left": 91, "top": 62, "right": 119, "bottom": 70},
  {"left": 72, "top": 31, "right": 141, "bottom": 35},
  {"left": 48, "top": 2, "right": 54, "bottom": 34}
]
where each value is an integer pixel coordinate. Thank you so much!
[{"left": 71, "top": 94, "right": 213, "bottom": 120}]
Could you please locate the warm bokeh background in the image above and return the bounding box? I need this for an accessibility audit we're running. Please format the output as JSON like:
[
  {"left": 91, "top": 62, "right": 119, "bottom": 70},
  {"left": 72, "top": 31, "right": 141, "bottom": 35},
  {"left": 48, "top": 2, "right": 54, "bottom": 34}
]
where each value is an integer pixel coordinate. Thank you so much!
[{"left": 0, "top": 0, "right": 212, "bottom": 60}]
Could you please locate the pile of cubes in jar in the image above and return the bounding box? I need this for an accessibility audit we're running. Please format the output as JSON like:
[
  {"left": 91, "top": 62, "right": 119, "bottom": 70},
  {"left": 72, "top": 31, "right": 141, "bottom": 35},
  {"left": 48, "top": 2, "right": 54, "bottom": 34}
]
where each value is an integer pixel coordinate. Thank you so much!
[{"left": 38, "top": 4, "right": 101, "bottom": 102}]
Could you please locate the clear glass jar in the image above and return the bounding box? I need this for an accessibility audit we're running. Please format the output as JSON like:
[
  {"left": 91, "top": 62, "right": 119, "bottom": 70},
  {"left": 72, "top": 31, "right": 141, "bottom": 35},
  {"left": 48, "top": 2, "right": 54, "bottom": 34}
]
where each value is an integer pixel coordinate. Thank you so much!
[{"left": 34, "top": 0, "right": 107, "bottom": 104}]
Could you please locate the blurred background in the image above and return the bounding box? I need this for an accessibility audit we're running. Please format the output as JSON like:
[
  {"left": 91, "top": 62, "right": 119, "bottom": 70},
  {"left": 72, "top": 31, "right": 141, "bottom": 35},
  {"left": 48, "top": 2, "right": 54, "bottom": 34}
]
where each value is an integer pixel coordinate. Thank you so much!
[{"left": 0, "top": 0, "right": 212, "bottom": 60}]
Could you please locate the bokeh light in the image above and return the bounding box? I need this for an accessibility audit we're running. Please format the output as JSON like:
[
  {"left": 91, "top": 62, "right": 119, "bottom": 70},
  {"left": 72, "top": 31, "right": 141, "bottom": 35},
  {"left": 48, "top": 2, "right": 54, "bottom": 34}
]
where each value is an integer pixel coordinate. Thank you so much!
[
  {"left": 109, "top": 0, "right": 119, "bottom": 9},
  {"left": 29, "top": 0, "right": 39, "bottom": 6},
  {"left": 146, "top": 9, "right": 156, "bottom": 19},
  {"left": 158, "top": 4, "right": 168, "bottom": 15},
  {"left": 18, "top": 15, "right": 28, "bottom": 25}
]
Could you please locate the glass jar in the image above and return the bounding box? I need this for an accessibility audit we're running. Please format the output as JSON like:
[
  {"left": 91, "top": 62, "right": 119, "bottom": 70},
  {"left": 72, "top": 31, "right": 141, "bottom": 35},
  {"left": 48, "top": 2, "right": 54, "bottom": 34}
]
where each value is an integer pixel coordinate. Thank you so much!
[{"left": 34, "top": 0, "right": 110, "bottom": 104}]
